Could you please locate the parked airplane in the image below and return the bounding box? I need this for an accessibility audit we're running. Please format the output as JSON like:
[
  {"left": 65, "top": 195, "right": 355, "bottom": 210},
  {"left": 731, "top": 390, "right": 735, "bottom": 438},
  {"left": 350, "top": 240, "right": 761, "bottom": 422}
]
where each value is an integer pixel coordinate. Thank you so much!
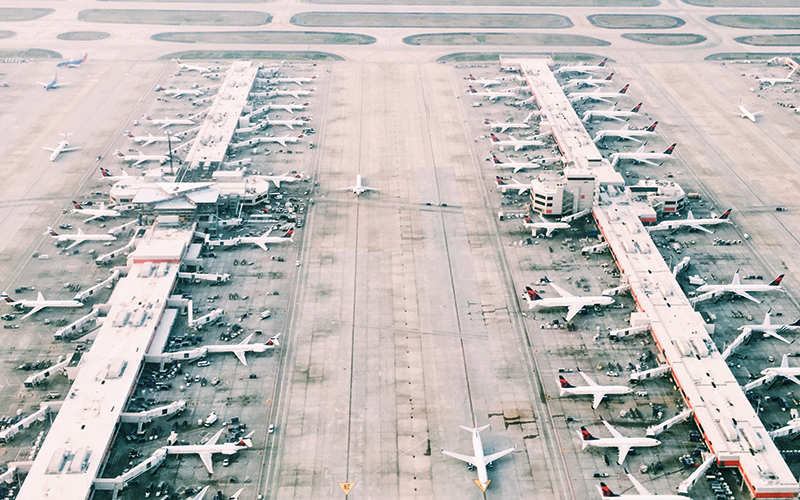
[
  {"left": 267, "top": 75, "right": 317, "bottom": 85},
  {"left": 143, "top": 114, "right": 196, "bottom": 128},
  {"left": 600, "top": 468, "right": 694, "bottom": 499},
  {"left": 99, "top": 167, "right": 130, "bottom": 180},
  {"left": 490, "top": 154, "right": 544, "bottom": 173},
  {"left": 57, "top": 53, "right": 87, "bottom": 68},
  {"left": 523, "top": 282, "right": 614, "bottom": 322},
  {"left": 241, "top": 229, "right": 294, "bottom": 251},
  {"left": 2, "top": 292, "right": 83, "bottom": 320},
  {"left": 468, "top": 74, "right": 502, "bottom": 87},
  {"left": 338, "top": 174, "right": 380, "bottom": 196},
  {"left": 582, "top": 103, "right": 642, "bottom": 123},
  {"left": 265, "top": 102, "right": 309, "bottom": 114},
  {"left": 523, "top": 215, "right": 571, "bottom": 237},
  {"left": 71, "top": 201, "right": 121, "bottom": 223},
  {"left": 43, "top": 133, "right": 81, "bottom": 162},
  {"left": 441, "top": 422, "right": 515, "bottom": 492},
  {"left": 261, "top": 134, "right": 304, "bottom": 148},
  {"left": 126, "top": 131, "right": 182, "bottom": 147},
  {"left": 467, "top": 86, "right": 516, "bottom": 101},
  {"left": 738, "top": 310, "right": 800, "bottom": 345},
  {"left": 265, "top": 117, "right": 309, "bottom": 130},
  {"left": 593, "top": 122, "right": 658, "bottom": 143},
  {"left": 175, "top": 58, "right": 212, "bottom": 73},
  {"left": 759, "top": 353, "right": 800, "bottom": 387},
  {"left": 270, "top": 89, "right": 314, "bottom": 99},
  {"left": 568, "top": 84, "right": 629, "bottom": 104},
  {"left": 610, "top": 143, "right": 676, "bottom": 167},
  {"left": 45, "top": 227, "right": 116, "bottom": 250},
  {"left": 562, "top": 73, "right": 614, "bottom": 90},
  {"left": 646, "top": 208, "right": 732, "bottom": 234},
  {"left": 164, "top": 427, "right": 253, "bottom": 474},
  {"left": 36, "top": 74, "right": 68, "bottom": 91},
  {"left": 554, "top": 58, "right": 608, "bottom": 75},
  {"left": 559, "top": 369, "right": 632, "bottom": 409},
  {"left": 261, "top": 172, "right": 303, "bottom": 188},
  {"left": 696, "top": 271, "right": 785, "bottom": 304},
  {"left": 495, "top": 176, "right": 530, "bottom": 195},
  {"left": 738, "top": 100, "right": 763, "bottom": 123},
  {"left": 161, "top": 87, "right": 204, "bottom": 98},
  {"left": 484, "top": 112, "right": 536, "bottom": 133},
  {"left": 756, "top": 67, "right": 797, "bottom": 86},
  {"left": 206, "top": 333, "right": 281, "bottom": 365},
  {"left": 579, "top": 416, "right": 660, "bottom": 465},
  {"left": 115, "top": 149, "right": 170, "bottom": 166},
  {"left": 490, "top": 133, "right": 545, "bottom": 151}
]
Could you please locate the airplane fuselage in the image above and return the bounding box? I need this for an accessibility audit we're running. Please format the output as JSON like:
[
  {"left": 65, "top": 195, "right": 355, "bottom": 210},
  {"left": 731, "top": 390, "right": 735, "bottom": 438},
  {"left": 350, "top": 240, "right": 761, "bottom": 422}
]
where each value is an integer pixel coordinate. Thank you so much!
[{"left": 528, "top": 295, "right": 613, "bottom": 310}]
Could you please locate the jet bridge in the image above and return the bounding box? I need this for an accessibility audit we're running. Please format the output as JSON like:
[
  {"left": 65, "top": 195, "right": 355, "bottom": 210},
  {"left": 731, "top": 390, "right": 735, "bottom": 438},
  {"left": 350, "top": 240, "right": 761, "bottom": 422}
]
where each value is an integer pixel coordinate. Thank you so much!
[
  {"left": 646, "top": 408, "right": 693, "bottom": 437},
  {"left": 54, "top": 308, "right": 101, "bottom": 341},
  {"left": 678, "top": 454, "right": 717, "bottom": 494},
  {"left": 721, "top": 327, "right": 752, "bottom": 360},
  {"left": 92, "top": 448, "right": 168, "bottom": 492},
  {"left": 769, "top": 418, "right": 800, "bottom": 439},
  {"left": 120, "top": 400, "right": 186, "bottom": 432},
  {"left": 24, "top": 356, "right": 72, "bottom": 387},
  {"left": 73, "top": 269, "right": 120, "bottom": 302},
  {"left": 0, "top": 403, "right": 61, "bottom": 443},
  {"left": 629, "top": 364, "right": 671, "bottom": 383}
]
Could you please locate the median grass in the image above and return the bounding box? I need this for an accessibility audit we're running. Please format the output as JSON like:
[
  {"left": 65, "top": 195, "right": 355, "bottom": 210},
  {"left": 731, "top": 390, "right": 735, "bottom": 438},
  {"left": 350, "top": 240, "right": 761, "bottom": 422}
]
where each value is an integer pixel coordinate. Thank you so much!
[
  {"left": 292, "top": 12, "right": 572, "bottom": 29},
  {"left": 622, "top": 33, "right": 706, "bottom": 45},
  {"left": 160, "top": 50, "right": 344, "bottom": 61},
  {"left": 587, "top": 14, "right": 684, "bottom": 29},
  {"left": 0, "top": 8, "right": 53, "bottom": 21},
  {"left": 57, "top": 31, "right": 110, "bottom": 41},
  {"left": 735, "top": 34, "right": 800, "bottom": 46},
  {"left": 404, "top": 32, "right": 609, "bottom": 46},
  {"left": 152, "top": 31, "right": 375, "bottom": 45},
  {"left": 304, "top": 0, "right": 657, "bottom": 5},
  {"left": 78, "top": 9, "right": 272, "bottom": 26},
  {"left": 708, "top": 15, "right": 800, "bottom": 29}
]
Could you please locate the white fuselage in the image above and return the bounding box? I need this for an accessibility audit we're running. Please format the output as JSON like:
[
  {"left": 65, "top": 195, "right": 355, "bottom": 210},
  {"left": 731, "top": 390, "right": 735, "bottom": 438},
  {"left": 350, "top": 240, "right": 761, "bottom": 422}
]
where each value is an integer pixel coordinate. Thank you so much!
[
  {"left": 569, "top": 91, "right": 627, "bottom": 102},
  {"left": 583, "top": 436, "right": 660, "bottom": 452},
  {"left": 270, "top": 77, "right": 315, "bottom": 85},
  {"left": 611, "top": 151, "right": 673, "bottom": 166},
  {"left": 49, "top": 141, "right": 71, "bottom": 161},
  {"left": 266, "top": 119, "right": 306, "bottom": 129},
  {"left": 272, "top": 90, "right": 312, "bottom": 98},
  {"left": 9, "top": 298, "right": 82, "bottom": 310},
  {"left": 491, "top": 138, "right": 545, "bottom": 151},
  {"left": 561, "top": 385, "right": 631, "bottom": 401},
  {"left": 266, "top": 103, "right": 307, "bottom": 114},
  {"left": 118, "top": 152, "right": 168, "bottom": 165},
  {"left": 697, "top": 282, "right": 782, "bottom": 296},
  {"left": 469, "top": 429, "right": 491, "bottom": 491},
  {"left": 647, "top": 218, "right": 729, "bottom": 232},
  {"left": 583, "top": 110, "right": 639, "bottom": 122},
  {"left": 130, "top": 134, "right": 181, "bottom": 146},
  {"left": 261, "top": 136, "right": 301, "bottom": 147},
  {"left": 164, "top": 88, "right": 204, "bottom": 97},
  {"left": 528, "top": 295, "right": 613, "bottom": 311},
  {"left": 485, "top": 122, "right": 530, "bottom": 133},
  {"left": 150, "top": 118, "right": 196, "bottom": 128},
  {"left": 739, "top": 105, "right": 757, "bottom": 122},
  {"left": 525, "top": 221, "right": 570, "bottom": 237}
]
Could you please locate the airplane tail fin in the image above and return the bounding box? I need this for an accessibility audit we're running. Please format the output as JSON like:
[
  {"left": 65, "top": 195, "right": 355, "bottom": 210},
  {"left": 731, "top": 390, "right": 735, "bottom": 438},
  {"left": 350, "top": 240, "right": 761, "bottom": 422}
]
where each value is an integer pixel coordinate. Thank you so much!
[
  {"left": 599, "top": 483, "right": 619, "bottom": 497},
  {"left": 719, "top": 208, "right": 732, "bottom": 220},
  {"left": 100, "top": 168, "right": 111, "bottom": 177},
  {"left": 283, "top": 229, "right": 294, "bottom": 239},
  {"left": 599, "top": 58, "right": 608, "bottom": 67},
  {"left": 618, "top": 84, "right": 629, "bottom": 94},
  {"left": 770, "top": 274, "right": 785, "bottom": 287},
  {"left": 72, "top": 201, "right": 81, "bottom": 209},
  {"left": 469, "top": 74, "right": 476, "bottom": 80},
  {"left": 490, "top": 133, "right": 500, "bottom": 143},
  {"left": 491, "top": 154, "right": 502, "bottom": 164},
  {"left": 790, "top": 318, "right": 800, "bottom": 327},
  {"left": 580, "top": 427, "right": 598, "bottom": 446},
  {"left": 45, "top": 227, "right": 58, "bottom": 236},
  {"left": 605, "top": 73, "right": 614, "bottom": 81},
  {"left": 631, "top": 103, "right": 642, "bottom": 113},
  {"left": 114, "top": 149, "right": 124, "bottom": 157},
  {"left": 81, "top": 53, "right": 88, "bottom": 63},
  {"left": 495, "top": 176, "right": 505, "bottom": 186},
  {"left": 664, "top": 143, "right": 676, "bottom": 155},
  {"left": 647, "top": 121, "right": 658, "bottom": 132},
  {"left": 524, "top": 286, "right": 542, "bottom": 302},
  {"left": 468, "top": 86, "right": 477, "bottom": 93},
  {"left": 125, "top": 131, "right": 134, "bottom": 139},
  {"left": 559, "top": 375, "right": 574, "bottom": 392},
  {"left": 1, "top": 293, "right": 13, "bottom": 303}
]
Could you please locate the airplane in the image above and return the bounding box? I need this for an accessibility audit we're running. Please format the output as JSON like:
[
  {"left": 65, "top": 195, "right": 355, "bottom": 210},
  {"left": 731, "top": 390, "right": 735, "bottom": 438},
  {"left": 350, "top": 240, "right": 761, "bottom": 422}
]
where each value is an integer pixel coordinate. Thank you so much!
[
  {"left": 270, "top": 89, "right": 314, "bottom": 99},
  {"left": 610, "top": 143, "right": 676, "bottom": 168},
  {"left": 582, "top": 103, "right": 642, "bottom": 123},
  {"left": 558, "top": 368, "right": 632, "bottom": 409},
  {"left": 484, "top": 112, "right": 536, "bottom": 133},
  {"left": 495, "top": 176, "right": 530, "bottom": 195},
  {"left": 466, "top": 86, "right": 516, "bottom": 101},
  {"left": 125, "top": 131, "right": 182, "bottom": 147},
  {"left": 143, "top": 114, "right": 196, "bottom": 129},
  {"left": 695, "top": 271, "right": 785, "bottom": 304},
  {"left": 523, "top": 215, "right": 571, "bottom": 237},
  {"left": 523, "top": 282, "right": 614, "bottom": 323},
  {"left": 115, "top": 149, "right": 170, "bottom": 166},
  {"left": 57, "top": 53, "right": 87, "bottom": 68},
  {"left": 755, "top": 67, "right": 797, "bottom": 86},
  {"left": 562, "top": 73, "right": 614, "bottom": 90},
  {"left": 264, "top": 117, "right": 309, "bottom": 130},
  {"left": 554, "top": 58, "right": 608, "bottom": 75},
  {"left": 490, "top": 133, "right": 545, "bottom": 151},
  {"left": 264, "top": 102, "right": 309, "bottom": 114},
  {"left": 99, "top": 167, "right": 130, "bottom": 180},
  {"left": 338, "top": 174, "right": 380, "bottom": 196},
  {"left": 161, "top": 87, "right": 204, "bottom": 98},
  {"left": 646, "top": 208, "right": 732, "bottom": 234},
  {"left": 490, "top": 154, "right": 544, "bottom": 173},
  {"left": 42, "top": 133, "right": 81, "bottom": 162},
  {"left": 441, "top": 422, "right": 515, "bottom": 492},
  {"left": 45, "top": 227, "right": 117, "bottom": 250},
  {"left": 738, "top": 309, "right": 800, "bottom": 345},
  {"left": 266, "top": 75, "right": 317, "bottom": 85},
  {"left": 261, "top": 134, "right": 304, "bottom": 148},
  {"left": 593, "top": 122, "right": 658, "bottom": 143},
  {"left": 240, "top": 230, "right": 294, "bottom": 252},
  {"left": 163, "top": 427, "right": 253, "bottom": 474},
  {"left": 468, "top": 74, "right": 502, "bottom": 87},
  {"left": 600, "top": 468, "right": 694, "bottom": 499},
  {"left": 738, "top": 100, "right": 763, "bottom": 123},
  {"left": 175, "top": 58, "right": 213, "bottom": 73},
  {"left": 2, "top": 292, "right": 83, "bottom": 320},
  {"left": 261, "top": 172, "right": 303, "bottom": 188},
  {"left": 206, "top": 333, "right": 281, "bottom": 365},
  {"left": 187, "top": 486, "right": 210, "bottom": 500},
  {"left": 36, "top": 74, "right": 68, "bottom": 91},
  {"left": 568, "top": 84, "right": 630, "bottom": 104},
  {"left": 760, "top": 353, "right": 800, "bottom": 387},
  {"left": 71, "top": 201, "right": 121, "bottom": 223},
  {"left": 578, "top": 416, "right": 660, "bottom": 465}
]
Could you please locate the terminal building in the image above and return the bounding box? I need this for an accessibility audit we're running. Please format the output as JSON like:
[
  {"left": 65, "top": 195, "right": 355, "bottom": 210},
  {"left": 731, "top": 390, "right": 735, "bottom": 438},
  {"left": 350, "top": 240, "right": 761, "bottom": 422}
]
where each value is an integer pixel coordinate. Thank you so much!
[{"left": 502, "top": 57, "right": 799, "bottom": 498}]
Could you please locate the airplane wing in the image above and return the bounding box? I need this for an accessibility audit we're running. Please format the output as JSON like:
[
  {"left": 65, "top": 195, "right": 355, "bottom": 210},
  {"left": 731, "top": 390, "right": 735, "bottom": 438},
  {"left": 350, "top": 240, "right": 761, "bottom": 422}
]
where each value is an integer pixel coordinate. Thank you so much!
[
  {"left": 65, "top": 239, "right": 83, "bottom": 250},
  {"left": 284, "top": 124, "right": 294, "bottom": 129},
  {"left": 442, "top": 450, "right": 476, "bottom": 465},
  {"left": 626, "top": 470, "right": 651, "bottom": 495},
  {"left": 256, "top": 242, "right": 268, "bottom": 252},
  {"left": 83, "top": 214, "right": 101, "bottom": 223},
  {"left": 608, "top": 116, "right": 626, "bottom": 122},
  {"left": 592, "top": 393, "right": 605, "bottom": 410},
  {"left": 189, "top": 486, "right": 210, "bottom": 500},
  {"left": 484, "top": 447, "right": 515, "bottom": 465},
  {"left": 63, "top": 147, "right": 82, "bottom": 152},
  {"left": 229, "top": 488, "right": 243, "bottom": 500},
  {"left": 548, "top": 283, "right": 573, "bottom": 298},
  {"left": 270, "top": 179, "right": 282, "bottom": 188},
  {"left": 578, "top": 370, "right": 598, "bottom": 386},
  {"left": 275, "top": 140, "right": 288, "bottom": 147},
  {"left": 634, "top": 158, "right": 660, "bottom": 167},
  {"left": 785, "top": 374, "right": 800, "bottom": 387},
  {"left": 734, "top": 290, "right": 761, "bottom": 304},
  {"left": 233, "top": 350, "right": 248, "bottom": 366},
  {"left": 686, "top": 223, "right": 713, "bottom": 234},
  {"left": 198, "top": 452, "right": 214, "bottom": 474},
  {"left": 565, "top": 305, "right": 583, "bottom": 323},
  {"left": 766, "top": 331, "right": 793, "bottom": 345},
  {"left": 601, "top": 418, "right": 625, "bottom": 439},
  {"left": 365, "top": 187, "right": 381, "bottom": 192},
  {"left": 134, "top": 157, "right": 147, "bottom": 166},
  {"left": 617, "top": 445, "right": 631, "bottom": 465},
  {"left": 42, "top": 147, "right": 56, "bottom": 152},
  {"left": 21, "top": 306, "right": 44, "bottom": 320},
  {"left": 627, "top": 137, "right": 644, "bottom": 143}
]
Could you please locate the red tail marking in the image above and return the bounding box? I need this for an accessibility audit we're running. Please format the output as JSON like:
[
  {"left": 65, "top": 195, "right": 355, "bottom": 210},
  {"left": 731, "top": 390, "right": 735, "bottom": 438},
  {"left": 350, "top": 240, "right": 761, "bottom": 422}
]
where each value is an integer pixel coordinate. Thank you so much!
[
  {"left": 600, "top": 483, "right": 618, "bottom": 497},
  {"left": 490, "top": 134, "right": 500, "bottom": 142},
  {"left": 605, "top": 73, "right": 614, "bottom": 81},
  {"left": 284, "top": 229, "right": 293, "bottom": 238},
  {"left": 631, "top": 103, "right": 642, "bottom": 113},
  {"left": 495, "top": 176, "right": 505, "bottom": 185},
  {"left": 524, "top": 286, "right": 541, "bottom": 301},
  {"left": 664, "top": 144, "right": 676, "bottom": 155},
  {"left": 125, "top": 131, "right": 134, "bottom": 138},
  {"left": 524, "top": 216, "right": 532, "bottom": 223},
  {"left": 580, "top": 427, "right": 596, "bottom": 440},
  {"left": 2, "top": 295, "right": 14, "bottom": 303},
  {"left": 647, "top": 121, "right": 658, "bottom": 131},
  {"left": 719, "top": 208, "right": 732, "bottom": 220},
  {"left": 468, "top": 86, "right": 477, "bottom": 93},
  {"left": 492, "top": 154, "right": 502, "bottom": 164},
  {"left": 49, "top": 230, "right": 59, "bottom": 236},
  {"left": 598, "top": 58, "right": 607, "bottom": 67},
  {"left": 72, "top": 201, "right": 81, "bottom": 209},
  {"left": 618, "top": 84, "right": 629, "bottom": 94},
  {"left": 100, "top": 168, "right": 110, "bottom": 177},
  {"left": 80, "top": 53, "right": 88, "bottom": 64},
  {"left": 770, "top": 274, "right": 785, "bottom": 286},
  {"left": 469, "top": 74, "right": 476, "bottom": 80},
  {"left": 484, "top": 119, "right": 490, "bottom": 125},
  {"left": 559, "top": 376, "right": 572, "bottom": 388}
]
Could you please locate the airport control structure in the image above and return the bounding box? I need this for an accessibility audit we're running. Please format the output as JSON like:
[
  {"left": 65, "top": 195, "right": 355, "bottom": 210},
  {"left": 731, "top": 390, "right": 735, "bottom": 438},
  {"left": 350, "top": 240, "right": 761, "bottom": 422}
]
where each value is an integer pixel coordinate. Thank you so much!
[{"left": 504, "top": 56, "right": 799, "bottom": 498}]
